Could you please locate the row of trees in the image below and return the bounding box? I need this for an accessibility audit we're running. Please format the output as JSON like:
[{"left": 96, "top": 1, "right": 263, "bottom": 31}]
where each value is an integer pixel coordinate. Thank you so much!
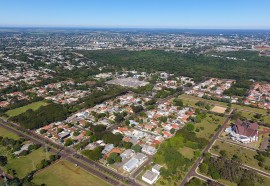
[{"left": 9, "top": 103, "right": 69, "bottom": 129}]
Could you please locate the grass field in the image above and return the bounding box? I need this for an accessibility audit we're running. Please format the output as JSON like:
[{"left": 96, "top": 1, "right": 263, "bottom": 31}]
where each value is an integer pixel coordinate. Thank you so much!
[
  {"left": 179, "top": 94, "right": 228, "bottom": 107},
  {"left": 210, "top": 140, "right": 270, "bottom": 174},
  {"left": 240, "top": 111, "right": 270, "bottom": 125},
  {"left": 33, "top": 160, "right": 111, "bottom": 186},
  {"left": 179, "top": 94, "right": 268, "bottom": 116},
  {"left": 5, "top": 101, "right": 48, "bottom": 117},
  {"left": 231, "top": 104, "right": 267, "bottom": 115},
  {"left": 194, "top": 114, "right": 226, "bottom": 139},
  {"left": 0, "top": 126, "right": 20, "bottom": 139},
  {"left": 5, "top": 147, "right": 51, "bottom": 179},
  {"left": 180, "top": 146, "right": 196, "bottom": 159}
]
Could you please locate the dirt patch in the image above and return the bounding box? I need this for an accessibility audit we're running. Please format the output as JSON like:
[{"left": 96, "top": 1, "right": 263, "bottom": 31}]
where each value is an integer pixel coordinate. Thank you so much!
[{"left": 211, "top": 106, "right": 226, "bottom": 114}]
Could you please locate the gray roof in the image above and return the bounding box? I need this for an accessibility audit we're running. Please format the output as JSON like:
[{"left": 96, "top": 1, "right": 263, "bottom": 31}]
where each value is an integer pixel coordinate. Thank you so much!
[
  {"left": 152, "top": 164, "right": 162, "bottom": 172},
  {"left": 123, "top": 158, "right": 139, "bottom": 171},
  {"left": 142, "top": 170, "right": 158, "bottom": 181}
]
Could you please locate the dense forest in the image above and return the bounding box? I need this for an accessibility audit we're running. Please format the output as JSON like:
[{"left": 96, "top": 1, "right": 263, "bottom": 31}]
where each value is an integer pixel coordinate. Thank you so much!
[{"left": 81, "top": 50, "right": 270, "bottom": 82}]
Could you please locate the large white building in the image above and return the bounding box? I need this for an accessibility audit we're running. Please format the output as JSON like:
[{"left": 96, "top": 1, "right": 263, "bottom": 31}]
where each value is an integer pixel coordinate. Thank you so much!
[
  {"left": 123, "top": 153, "right": 147, "bottom": 173},
  {"left": 142, "top": 170, "right": 159, "bottom": 185},
  {"left": 225, "top": 119, "right": 259, "bottom": 144}
]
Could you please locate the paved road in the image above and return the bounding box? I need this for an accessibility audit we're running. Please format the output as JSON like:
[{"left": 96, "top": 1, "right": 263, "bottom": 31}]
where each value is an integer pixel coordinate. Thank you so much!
[
  {"left": 0, "top": 119, "right": 141, "bottom": 186},
  {"left": 180, "top": 109, "right": 234, "bottom": 186}
]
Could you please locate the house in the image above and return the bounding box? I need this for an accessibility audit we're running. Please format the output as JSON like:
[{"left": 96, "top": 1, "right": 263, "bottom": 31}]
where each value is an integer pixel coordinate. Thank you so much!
[
  {"left": 142, "top": 170, "right": 159, "bottom": 185},
  {"left": 102, "top": 144, "right": 114, "bottom": 154},
  {"left": 58, "top": 131, "right": 70, "bottom": 139},
  {"left": 141, "top": 144, "right": 157, "bottom": 155},
  {"left": 123, "top": 153, "right": 147, "bottom": 173},
  {"left": 225, "top": 119, "right": 259, "bottom": 144},
  {"left": 152, "top": 164, "right": 162, "bottom": 175},
  {"left": 120, "top": 149, "right": 135, "bottom": 160},
  {"left": 105, "top": 148, "right": 122, "bottom": 159},
  {"left": 123, "top": 158, "right": 139, "bottom": 172}
]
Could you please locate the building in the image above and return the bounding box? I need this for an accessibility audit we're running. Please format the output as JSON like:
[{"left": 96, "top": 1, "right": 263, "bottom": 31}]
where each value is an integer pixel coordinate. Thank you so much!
[
  {"left": 123, "top": 158, "right": 139, "bottom": 172},
  {"left": 141, "top": 144, "right": 157, "bottom": 155},
  {"left": 142, "top": 170, "right": 159, "bottom": 185},
  {"left": 120, "top": 149, "right": 135, "bottom": 160},
  {"left": 225, "top": 119, "right": 259, "bottom": 144},
  {"left": 123, "top": 153, "right": 147, "bottom": 172},
  {"left": 102, "top": 144, "right": 114, "bottom": 154},
  {"left": 152, "top": 164, "right": 162, "bottom": 175}
]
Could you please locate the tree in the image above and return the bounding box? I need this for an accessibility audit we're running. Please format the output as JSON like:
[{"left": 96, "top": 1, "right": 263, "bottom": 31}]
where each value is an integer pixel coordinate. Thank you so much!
[
  {"left": 220, "top": 150, "right": 227, "bottom": 157},
  {"left": 82, "top": 146, "right": 104, "bottom": 161},
  {"left": 173, "top": 98, "right": 183, "bottom": 107},
  {"left": 64, "top": 138, "right": 73, "bottom": 146},
  {"left": 199, "top": 163, "right": 208, "bottom": 174},
  {"left": 211, "top": 171, "right": 220, "bottom": 180},
  {"left": 131, "top": 144, "right": 142, "bottom": 153},
  {"left": 0, "top": 156, "right": 7, "bottom": 166},
  {"left": 107, "top": 152, "right": 121, "bottom": 164},
  {"left": 186, "top": 123, "right": 195, "bottom": 131}
]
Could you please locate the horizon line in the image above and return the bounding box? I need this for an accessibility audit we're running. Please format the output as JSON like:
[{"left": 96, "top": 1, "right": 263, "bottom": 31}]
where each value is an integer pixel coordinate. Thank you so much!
[{"left": 1, "top": 26, "right": 270, "bottom": 30}]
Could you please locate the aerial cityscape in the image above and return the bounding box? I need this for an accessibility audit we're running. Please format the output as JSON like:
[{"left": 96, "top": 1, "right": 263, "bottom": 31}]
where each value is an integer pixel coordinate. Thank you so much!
[{"left": 0, "top": 0, "right": 270, "bottom": 186}]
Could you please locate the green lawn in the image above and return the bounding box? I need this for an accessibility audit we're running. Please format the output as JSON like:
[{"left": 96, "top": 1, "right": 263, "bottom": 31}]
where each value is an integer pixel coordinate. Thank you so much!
[
  {"left": 210, "top": 140, "right": 270, "bottom": 174},
  {"left": 33, "top": 160, "right": 111, "bottom": 186},
  {"left": 5, "top": 101, "right": 48, "bottom": 117},
  {"left": 194, "top": 114, "right": 226, "bottom": 139},
  {"left": 0, "top": 126, "right": 20, "bottom": 140},
  {"left": 5, "top": 147, "right": 51, "bottom": 179}
]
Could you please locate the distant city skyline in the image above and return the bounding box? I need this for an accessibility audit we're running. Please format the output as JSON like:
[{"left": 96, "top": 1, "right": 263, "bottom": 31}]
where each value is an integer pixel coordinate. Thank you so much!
[{"left": 1, "top": 0, "right": 270, "bottom": 29}]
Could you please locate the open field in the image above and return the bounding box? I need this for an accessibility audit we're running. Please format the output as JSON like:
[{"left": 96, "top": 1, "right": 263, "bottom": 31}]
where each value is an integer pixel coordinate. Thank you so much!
[
  {"left": 0, "top": 126, "right": 20, "bottom": 139},
  {"left": 240, "top": 111, "right": 270, "bottom": 125},
  {"left": 179, "top": 94, "right": 228, "bottom": 108},
  {"left": 210, "top": 140, "right": 270, "bottom": 174},
  {"left": 5, "top": 147, "right": 51, "bottom": 179},
  {"left": 33, "top": 160, "right": 111, "bottom": 186},
  {"left": 5, "top": 101, "right": 48, "bottom": 117},
  {"left": 194, "top": 114, "right": 225, "bottom": 139},
  {"left": 211, "top": 106, "right": 226, "bottom": 114},
  {"left": 180, "top": 146, "right": 196, "bottom": 159},
  {"left": 231, "top": 104, "right": 267, "bottom": 115},
  {"left": 179, "top": 94, "right": 268, "bottom": 116}
]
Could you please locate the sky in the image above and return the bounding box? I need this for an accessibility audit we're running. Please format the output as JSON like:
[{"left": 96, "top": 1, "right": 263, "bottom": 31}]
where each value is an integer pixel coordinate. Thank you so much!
[{"left": 1, "top": 0, "right": 270, "bottom": 29}]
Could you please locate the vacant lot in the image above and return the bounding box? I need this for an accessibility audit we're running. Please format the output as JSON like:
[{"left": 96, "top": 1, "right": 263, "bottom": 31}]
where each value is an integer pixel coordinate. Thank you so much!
[
  {"left": 33, "top": 160, "right": 111, "bottom": 186},
  {"left": 195, "top": 114, "right": 225, "bottom": 139},
  {"left": 231, "top": 104, "right": 267, "bottom": 115},
  {"left": 179, "top": 94, "right": 228, "bottom": 108},
  {"left": 0, "top": 126, "right": 20, "bottom": 140},
  {"left": 5, "top": 147, "right": 51, "bottom": 179},
  {"left": 210, "top": 140, "right": 270, "bottom": 174},
  {"left": 5, "top": 101, "right": 48, "bottom": 117}
]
